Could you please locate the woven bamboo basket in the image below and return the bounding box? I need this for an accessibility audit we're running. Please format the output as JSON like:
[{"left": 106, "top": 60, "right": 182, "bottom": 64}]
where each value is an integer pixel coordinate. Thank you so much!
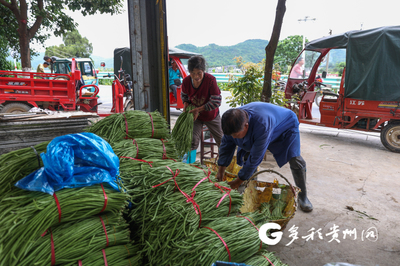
[{"left": 241, "top": 169, "right": 300, "bottom": 231}]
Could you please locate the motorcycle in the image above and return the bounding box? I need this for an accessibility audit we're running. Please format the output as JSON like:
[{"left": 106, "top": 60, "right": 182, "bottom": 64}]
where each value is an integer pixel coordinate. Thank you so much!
[
  {"left": 103, "top": 56, "right": 135, "bottom": 112},
  {"left": 313, "top": 74, "right": 336, "bottom": 107}
]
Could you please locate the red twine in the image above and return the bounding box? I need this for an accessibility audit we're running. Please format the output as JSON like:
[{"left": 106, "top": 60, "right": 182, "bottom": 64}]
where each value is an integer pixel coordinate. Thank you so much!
[
  {"left": 99, "top": 216, "right": 109, "bottom": 247},
  {"left": 100, "top": 184, "right": 108, "bottom": 213},
  {"left": 152, "top": 166, "right": 202, "bottom": 227},
  {"left": 262, "top": 255, "right": 276, "bottom": 266},
  {"left": 132, "top": 139, "right": 139, "bottom": 158},
  {"left": 102, "top": 249, "right": 108, "bottom": 266},
  {"left": 120, "top": 156, "right": 153, "bottom": 167},
  {"left": 191, "top": 170, "right": 212, "bottom": 191},
  {"left": 50, "top": 228, "right": 56, "bottom": 265},
  {"left": 41, "top": 228, "right": 56, "bottom": 266},
  {"left": 191, "top": 164, "right": 208, "bottom": 175},
  {"left": 214, "top": 183, "right": 232, "bottom": 216},
  {"left": 237, "top": 215, "right": 262, "bottom": 251},
  {"left": 204, "top": 227, "right": 231, "bottom": 262},
  {"left": 53, "top": 193, "right": 62, "bottom": 223},
  {"left": 160, "top": 139, "right": 167, "bottom": 159},
  {"left": 123, "top": 114, "right": 129, "bottom": 139},
  {"left": 147, "top": 112, "right": 154, "bottom": 138}
]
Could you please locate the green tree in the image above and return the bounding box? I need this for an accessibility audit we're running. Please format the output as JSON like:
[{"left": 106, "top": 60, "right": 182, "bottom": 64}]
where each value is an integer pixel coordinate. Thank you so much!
[
  {"left": 226, "top": 57, "right": 264, "bottom": 107},
  {"left": 0, "top": 6, "right": 13, "bottom": 70},
  {"left": 46, "top": 30, "right": 93, "bottom": 58},
  {"left": 0, "top": 0, "right": 123, "bottom": 70},
  {"left": 261, "top": 0, "right": 286, "bottom": 103},
  {"left": 274, "top": 35, "right": 306, "bottom": 74}
]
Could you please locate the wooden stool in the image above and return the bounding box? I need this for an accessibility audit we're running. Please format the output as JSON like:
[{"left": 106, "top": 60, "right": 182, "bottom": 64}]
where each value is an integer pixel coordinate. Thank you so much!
[{"left": 200, "top": 125, "right": 218, "bottom": 164}]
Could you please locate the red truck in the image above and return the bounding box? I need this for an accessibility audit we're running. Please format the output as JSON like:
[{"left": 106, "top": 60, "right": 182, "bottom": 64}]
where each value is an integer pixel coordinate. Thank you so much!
[
  {"left": 285, "top": 26, "right": 400, "bottom": 153},
  {"left": 0, "top": 59, "right": 129, "bottom": 116}
]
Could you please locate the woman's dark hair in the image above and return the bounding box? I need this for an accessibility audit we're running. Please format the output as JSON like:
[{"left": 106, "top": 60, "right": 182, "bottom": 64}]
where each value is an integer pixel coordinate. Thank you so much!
[
  {"left": 221, "top": 108, "right": 248, "bottom": 135},
  {"left": 188, "top": 55, "right": 206, "bottom": 72}
]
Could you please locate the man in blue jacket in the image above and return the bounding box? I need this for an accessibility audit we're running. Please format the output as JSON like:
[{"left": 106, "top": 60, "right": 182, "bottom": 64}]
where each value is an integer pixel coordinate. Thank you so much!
[{"left": 216, "top": 102, "right": 313, "bottom": 212}]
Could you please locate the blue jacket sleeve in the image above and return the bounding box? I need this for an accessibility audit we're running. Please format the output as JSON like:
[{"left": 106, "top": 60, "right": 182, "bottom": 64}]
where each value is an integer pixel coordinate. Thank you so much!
[
  {"left": 237, "top": 127, "right": 271, "bottom": 181},
  {"left": 217, "top": 135, "right": 236, "bottom": 167}
]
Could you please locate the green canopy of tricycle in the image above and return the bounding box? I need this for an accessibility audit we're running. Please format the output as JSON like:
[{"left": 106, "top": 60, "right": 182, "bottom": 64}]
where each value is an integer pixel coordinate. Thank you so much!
[{"left": 306, "top": 25, "right": 400, "bottom": 102}]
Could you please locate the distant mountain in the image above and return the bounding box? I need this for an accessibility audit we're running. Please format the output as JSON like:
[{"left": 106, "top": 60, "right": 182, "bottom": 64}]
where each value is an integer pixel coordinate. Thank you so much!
[
  {"left": 176, "top": 39, "right": 268, "bottom": 67},
  {"left": 6, "top": 39, "right": 268, "bottom": 70}
]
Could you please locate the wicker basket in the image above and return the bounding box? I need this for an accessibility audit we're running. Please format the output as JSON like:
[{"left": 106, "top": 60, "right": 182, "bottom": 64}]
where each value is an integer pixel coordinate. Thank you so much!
[{"left": 240, "top": 169, "right": 300, "bottom": 231}]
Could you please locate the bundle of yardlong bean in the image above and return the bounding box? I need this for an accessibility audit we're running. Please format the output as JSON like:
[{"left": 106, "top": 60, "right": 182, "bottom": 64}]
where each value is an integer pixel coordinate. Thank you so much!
[
  {"left": 0, "top": 141, "right": 49, "bottom": 198},
  {"left": 244, "top": 251, "right": 288, "bottom": 266},
  {"left": 18, "top": 213, "right": 131, "bottom": 265},
  {"left": 125, "top": 162, "right": 243, "bottom": 259},
  {"left": 171, "top": 104, "right": 195, "bottom": 157},
  {"left": 150, "top": 215, "right": 264, "bottom": 265},
  {"left": 0, "top": 184, "right": 128, "bottom": 264},
  {"left": 63, "top": 243, "right": 142, "bottom": 266},
  {"left": 87, "top": 110, "right": 170, "bottom": 143},
  {"left": 112, "top": 138, "right": 178, "bottom": 160}
]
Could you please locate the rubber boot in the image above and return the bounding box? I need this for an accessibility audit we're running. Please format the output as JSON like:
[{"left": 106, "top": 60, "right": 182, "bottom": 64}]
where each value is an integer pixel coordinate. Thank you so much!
[{"left": 290, "top": 168, "right": 313, "bottom": 212}]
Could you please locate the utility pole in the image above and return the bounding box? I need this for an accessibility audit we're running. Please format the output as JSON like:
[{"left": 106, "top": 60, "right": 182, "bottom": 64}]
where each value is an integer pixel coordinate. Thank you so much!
[
  {"left": 298, "top": 16, "right": 316, "bottom": 49},
  {"left": 325, "top": 29, "right": 332, "bottom": 74}
]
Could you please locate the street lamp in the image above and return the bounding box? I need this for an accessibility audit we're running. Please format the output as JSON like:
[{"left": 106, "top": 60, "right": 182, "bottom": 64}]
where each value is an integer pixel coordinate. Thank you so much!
[{"left": 298, "top": 16, "right": 316, "bottom": 49}]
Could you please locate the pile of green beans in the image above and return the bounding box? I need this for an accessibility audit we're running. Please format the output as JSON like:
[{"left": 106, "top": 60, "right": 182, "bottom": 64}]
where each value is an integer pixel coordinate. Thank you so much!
[
  {"left": 112, "top": 138, "right": 178, "bottom": 160},
  {"left": 171, "top": 105, "right": 195, "bottom": 157},
  {"left": 63, "top": 243, "right": 142, "bottom": 266},
  {"left": 19, "top": 213, "right": 131, "bottom": 265},
  {"left": 0, "top": 141, "right": 49, "bottom": 198},
  {"left": 120, "top": 160, "right": 250, "bottom": 264},
  {"left": 244, "top": 251, "right": 288, "bottom": 266},
  {"left": 0, "top": 184, "right": 128, "bottom": 264},
  {"left": 87, "top": 110, "right": 170, "bottom": 143},
  {"left": 156, "top": 216, "right": 264, "bottom": 266}
]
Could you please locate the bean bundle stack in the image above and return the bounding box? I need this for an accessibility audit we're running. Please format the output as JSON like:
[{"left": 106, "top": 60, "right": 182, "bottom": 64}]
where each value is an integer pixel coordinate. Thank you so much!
[
  {"left": 111, "top": 138, "right": 179, "bottom": 160},
  {"left": 0, "top": 184, "right": 129, "bottom": 265},
  {"left": 120, "top": 156, "right": 287, "bottom": 265},
  {"left": 0, "top": 141, "right": 49, "bottom": 198},
  {"left": 18, "top": 213, "right": 141, "bottom": 265},
  {"left": 87, "top": 110, "right": 170, "bottom": 143},
  {"left": 171, "top": 104, "right": 195, "bottom": 157}
]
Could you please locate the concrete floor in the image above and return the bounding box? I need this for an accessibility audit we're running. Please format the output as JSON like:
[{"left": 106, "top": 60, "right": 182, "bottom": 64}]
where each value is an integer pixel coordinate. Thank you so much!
[
  {"left": 262, "top": 124, "right": 400, "bottom": 266},
  {"left": 170, "top": 112, "right": 400, "bottom": 266}
]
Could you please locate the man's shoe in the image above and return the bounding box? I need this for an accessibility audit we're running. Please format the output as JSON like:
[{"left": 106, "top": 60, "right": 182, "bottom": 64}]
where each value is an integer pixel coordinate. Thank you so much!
[{"left": 291, "top": 168, "right": 313, "bottom": 212}]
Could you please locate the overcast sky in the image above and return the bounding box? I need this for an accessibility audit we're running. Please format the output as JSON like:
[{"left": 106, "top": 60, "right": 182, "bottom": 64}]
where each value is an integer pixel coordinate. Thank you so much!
[{"left": 38, "top": 0, "right": 400, "bottom": 58}]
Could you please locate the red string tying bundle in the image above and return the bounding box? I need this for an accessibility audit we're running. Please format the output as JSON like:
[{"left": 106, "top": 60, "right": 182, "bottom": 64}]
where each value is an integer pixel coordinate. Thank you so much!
[
  {"left": 203, "top": 226, "right": 231, "bottom": 262},
  {"left": 120, "top": 156, "right": 153, "bottom": 167},
  {"left": 237, "top": 215, "right": 263, "bottom": 251},
  {"left": 191, "top": 170, "right": 212, "bottom": 191},
  {"left": 262, "top": 255, "right": 276, "bottom": 266},
  {"left": 99, "top": 216, "right": 109, "bottom": 247},
  {"left": 53, "top": 192, "right": 62, "bottom": 223},
  {"left": 160, "top": 139, "right": 167, "bottom": 159},
  {"left": 102, "top": 249, "right": 108, "bottom": 266},
  {"left": 99, "top": 184, "right": 108, "bottom": 213},
  {"left": 214, "top": 182, "right": 232, "bottom": 216},
  {"left": 147, "top": 112, "right": 154, "bottom": 138},
  {"left": 132, "top": 139, "right": 139, "bottom": 158},
  {"left": 152, "top": 166, "right": 203, "bottom": 227}
]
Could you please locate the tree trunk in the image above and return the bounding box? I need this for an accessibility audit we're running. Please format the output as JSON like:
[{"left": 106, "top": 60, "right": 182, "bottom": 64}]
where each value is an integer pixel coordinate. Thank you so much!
[
  {"left": 19, "top": 28, "right": 31, "bottom": 70},
  {"left": 261, "top": 0, "right": 286, "bottom": 102}
]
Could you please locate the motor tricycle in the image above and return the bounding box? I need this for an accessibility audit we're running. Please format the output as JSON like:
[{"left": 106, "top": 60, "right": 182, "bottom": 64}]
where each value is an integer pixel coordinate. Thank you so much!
[{"left": 285, "top": 26, "right": 400, "bottom": 153}]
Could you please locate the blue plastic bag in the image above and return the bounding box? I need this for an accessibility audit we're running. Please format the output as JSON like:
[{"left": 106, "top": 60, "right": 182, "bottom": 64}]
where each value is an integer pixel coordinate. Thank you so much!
[{"left": 15, "top": 133, "right": 120, "bottom": 195}]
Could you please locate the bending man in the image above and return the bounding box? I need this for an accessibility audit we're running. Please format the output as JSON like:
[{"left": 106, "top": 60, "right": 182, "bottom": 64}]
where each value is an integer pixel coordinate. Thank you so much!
[{"left": 216, "top": 102, "right": 313, "bottom": 212}]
